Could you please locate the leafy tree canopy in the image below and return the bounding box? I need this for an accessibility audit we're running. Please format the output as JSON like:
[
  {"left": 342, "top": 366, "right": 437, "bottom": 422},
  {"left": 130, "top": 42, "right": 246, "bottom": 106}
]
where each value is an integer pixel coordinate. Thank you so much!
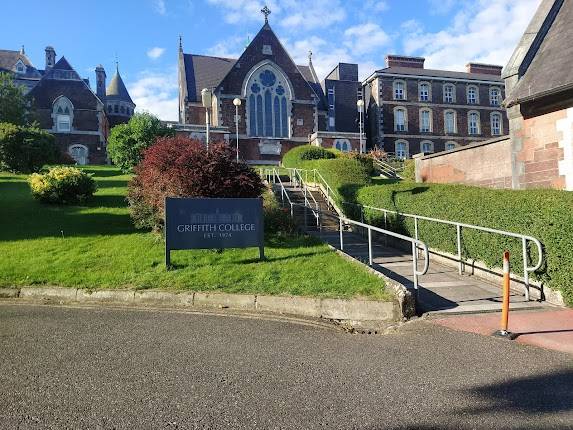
[{"left": 0, "top": 72, "right": 29, "bottom": 126}]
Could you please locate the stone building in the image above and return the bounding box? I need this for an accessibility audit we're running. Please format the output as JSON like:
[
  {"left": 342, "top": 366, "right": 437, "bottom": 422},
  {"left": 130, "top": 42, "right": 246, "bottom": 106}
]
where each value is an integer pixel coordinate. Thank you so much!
[
  {"left": 363, "top": 55, "right": 509, "bottom": 158},
  {"left": 414, "top": 0, "right": 573, "bottom": 191},
  {"left": 176, "top": 7, "right": 362, "bottom": 163},
  {"left": 0, "top": 46, "right": 135, "bottom": 164}
]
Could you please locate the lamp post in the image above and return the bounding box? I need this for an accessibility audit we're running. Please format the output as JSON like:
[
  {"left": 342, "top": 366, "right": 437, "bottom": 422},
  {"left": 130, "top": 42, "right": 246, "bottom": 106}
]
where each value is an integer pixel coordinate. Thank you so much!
[
  {"left": 201, "top": 88, "right": 212, "bottom": 151},
  {"left": 233, "top": 98, "right": 242, "bottom": 162},
  {"left": 357, "top": 99, "right": 365, "bottom": 154}
]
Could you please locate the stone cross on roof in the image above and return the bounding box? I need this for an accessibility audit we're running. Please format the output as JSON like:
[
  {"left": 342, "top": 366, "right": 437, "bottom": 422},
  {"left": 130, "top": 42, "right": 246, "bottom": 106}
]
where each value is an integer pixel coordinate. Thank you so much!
[{"left": 261, "top": 5, "right": 271, "bottom": 23}]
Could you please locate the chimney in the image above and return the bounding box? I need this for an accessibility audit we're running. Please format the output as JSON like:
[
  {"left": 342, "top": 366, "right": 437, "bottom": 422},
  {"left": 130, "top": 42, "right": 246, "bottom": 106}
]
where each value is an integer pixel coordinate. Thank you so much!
[
  {"left": 386, "top": 55, "right": 425, "bottom": 69},
  {"left": 45, "top": 46, "right": 56, "bottom": 69},
  {"left": 95, "top": 65, "right": 107, "bottom": 100},
  {"left": 466, "top": 63, "right": 503, "bottom": 76}
]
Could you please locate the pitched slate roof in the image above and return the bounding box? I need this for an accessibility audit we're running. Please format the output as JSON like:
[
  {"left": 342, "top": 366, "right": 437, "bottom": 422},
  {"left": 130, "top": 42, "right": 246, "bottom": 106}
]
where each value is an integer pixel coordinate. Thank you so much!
[
  {"left": 106, "top": 68, "right": 134, "bottom": 104},
  {"left": 374, "top": 66, "right": 503, "bottom": 82},
  {"left": 0, "top": 49, "right": 42, "bottom": 79},
  {"left": 505, "top": 0, "right": 572, "bottom": 106},
  {"left": 182, "top": 54, "right": 236, "bottom": 102}
]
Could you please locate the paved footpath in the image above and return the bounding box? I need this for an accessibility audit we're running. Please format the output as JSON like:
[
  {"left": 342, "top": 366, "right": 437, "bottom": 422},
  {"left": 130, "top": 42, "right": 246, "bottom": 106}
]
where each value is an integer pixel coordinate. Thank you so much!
[
  {"left": 1, "top": 303, "right": 572, "bottom": 429},
  {"left": 432, "top": 308, "right": 573, "bottom": 355}
]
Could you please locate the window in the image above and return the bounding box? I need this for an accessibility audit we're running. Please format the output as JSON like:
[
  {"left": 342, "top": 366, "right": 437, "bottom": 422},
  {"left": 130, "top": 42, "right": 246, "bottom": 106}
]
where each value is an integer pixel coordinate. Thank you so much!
[
  {"left": 15, "top": 60, "right": 25, "bottom": 74},
  {"left": 334, "top": 139, "right": 350, "bottom": 152},
  {"left": 114, "top": 105, "right": 119, "bottom": 113},
  {"left": 468, "top": 111, "right": 480, "bottom": 135},
  {"left": 490, "top": 87, "right": 501, "bottom": 106},
  {"left": 393, "top": 80, "right": 406, "bottom": 100},
  {"left": 443, "top": 84, "right": 455, "bottom": 103},
  {"left": 467, "top": 85, "right": 479, "bottom": 104},
  {"left": 120, "top": 105, "right": 125, "bottom": 114},
  {"left": 395, "top": 140, "right": 409, "bottom": 159},
  {"left": 394, "top": 107, "right": 407, "bottom": 132},
  {"left": 69, "top": 144, "right": 88, "bottom": 165},
  {"left": 419, "top": 82, "right": 430, "bottom": 101},
  {"left": 444, "top": 110, "right": 457, "bottom": 134},
  {"left": 246, "top": 64, "right": 291, "bottom": 138},
  {"left": 52, "top": 96, "right": 73, "bottom": 133},
  {"left": 329, "top": 117, "right": 335, "bottom": 128},
  {"left": 421, "top": 140, "right": 434, "bottom": 154},
  {"left": 491, "top": 112, "right": 503, "bottom": 135},
  {"left": 420, "top": 108, "right": 432, "bottom": 132},
  {"left": 108, "top": 104, "right": 113, "bottom": 112},
  {"left": 445, "top": 141, "right": 457, "bottom": 151}
]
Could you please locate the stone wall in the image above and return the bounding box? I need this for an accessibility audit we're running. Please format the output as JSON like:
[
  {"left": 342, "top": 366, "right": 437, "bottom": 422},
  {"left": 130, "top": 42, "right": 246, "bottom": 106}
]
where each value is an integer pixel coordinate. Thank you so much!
[{"left": 414, "top": 136, "right": 513, "bottom": 188}]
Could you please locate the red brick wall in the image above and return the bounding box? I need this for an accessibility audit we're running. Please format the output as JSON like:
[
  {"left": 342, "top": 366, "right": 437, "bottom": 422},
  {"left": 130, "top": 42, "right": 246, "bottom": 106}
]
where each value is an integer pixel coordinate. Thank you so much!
[
  {"left": 291, "top": 104, "right": 315, "bottom": 137},
  {"left": 415, "top": 137, "right": 513, "bottom": 188},
  {"left": 515, "top": 109, "right": 567, "bottom": 189}
]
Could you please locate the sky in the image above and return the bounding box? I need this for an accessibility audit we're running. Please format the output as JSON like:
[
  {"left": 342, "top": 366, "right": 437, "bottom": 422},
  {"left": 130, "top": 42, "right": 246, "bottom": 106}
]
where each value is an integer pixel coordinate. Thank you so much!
[{"left": 2, "top": 0, "right": 542, "bottom": 121}]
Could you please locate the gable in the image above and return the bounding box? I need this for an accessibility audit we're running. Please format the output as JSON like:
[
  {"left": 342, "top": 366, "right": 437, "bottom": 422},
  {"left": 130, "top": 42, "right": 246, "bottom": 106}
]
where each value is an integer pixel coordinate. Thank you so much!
[
  {"left": 216, "top": 24, "right": 315, "bottom": 101},
  {"left": 182, "top": 54, "right": 236, "bottom": 103}
]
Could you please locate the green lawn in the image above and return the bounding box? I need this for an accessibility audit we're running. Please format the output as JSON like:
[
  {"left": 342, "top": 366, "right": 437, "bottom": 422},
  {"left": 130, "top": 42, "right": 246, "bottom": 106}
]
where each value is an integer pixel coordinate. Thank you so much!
[{"left": 0, "top": 166, "right": 388, "bottom": 300}]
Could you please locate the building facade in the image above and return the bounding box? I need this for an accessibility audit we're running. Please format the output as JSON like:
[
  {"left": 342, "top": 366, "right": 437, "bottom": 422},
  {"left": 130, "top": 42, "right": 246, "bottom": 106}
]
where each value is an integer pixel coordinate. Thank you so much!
[
  {"left": 177, "top": 8, "right": 362, "bottom": 163},
  {"left": 0, "top": 46, "right": 135, "bottom": 164},
  {"left": 363, "top": 55, "right": 509, "bottom": 158}
]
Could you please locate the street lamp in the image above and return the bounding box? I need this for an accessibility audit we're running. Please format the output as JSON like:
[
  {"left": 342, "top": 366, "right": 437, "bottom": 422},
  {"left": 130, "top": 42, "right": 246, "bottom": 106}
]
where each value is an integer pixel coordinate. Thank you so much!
[
  {"left": 357, "top": 99, "right": 365, "bottom": 154},
  {"left": 201, "top": 88, "right": 212, "bottom": 151},
  {"left": 233, "top": 98, "right": 242, "bottom": 162}
]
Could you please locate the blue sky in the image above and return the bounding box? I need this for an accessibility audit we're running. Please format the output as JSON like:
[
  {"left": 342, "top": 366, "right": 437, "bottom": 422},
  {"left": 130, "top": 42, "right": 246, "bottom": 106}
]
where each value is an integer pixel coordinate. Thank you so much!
[{"left": 2, "top": 0, "right": 541, "bottom": 120}]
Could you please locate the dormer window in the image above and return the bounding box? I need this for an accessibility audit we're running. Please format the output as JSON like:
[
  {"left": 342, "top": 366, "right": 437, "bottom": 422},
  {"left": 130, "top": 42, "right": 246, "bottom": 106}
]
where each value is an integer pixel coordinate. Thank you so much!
[{"left": 14, "top": 60, "right": 25, "bottom": 74}]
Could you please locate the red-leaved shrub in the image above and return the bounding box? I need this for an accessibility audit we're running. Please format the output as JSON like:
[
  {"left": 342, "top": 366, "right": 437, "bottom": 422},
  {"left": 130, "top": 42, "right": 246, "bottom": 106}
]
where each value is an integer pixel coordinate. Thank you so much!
[{"left": 127, "top": 136, "right": 265, "bottom": 230}]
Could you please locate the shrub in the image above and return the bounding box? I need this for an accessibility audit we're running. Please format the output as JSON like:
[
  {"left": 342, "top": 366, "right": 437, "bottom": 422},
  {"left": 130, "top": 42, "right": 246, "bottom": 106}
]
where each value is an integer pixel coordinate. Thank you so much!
[
  {"left": 340, "top": 151, "right": 375, "bottom": 176},
  {"left": 107, "top": 112, "right": 175, "bottom": 173},
  {"left": 59, "top": 152, "right": 77, "bottom": 165},
  {"left": 282, "top": 144, "right": 337, "bottom": 167},
  {"left": 263, "top": 190, "right": 297, "bottom": 235},
  {"left": 401, "top": 159, "right": 415, "bottom": 181},
  {"left": 29, "top": 166, "right": 97, "bottom": 204},
  {"left": 128, "top": 136, "right": 265, "bottom": 231},
  {"left": 356, "top": 182, "right": 573, "bottom": 306},
  {"left": 0, "top": 123, "right": 59, "bottom": 173}
]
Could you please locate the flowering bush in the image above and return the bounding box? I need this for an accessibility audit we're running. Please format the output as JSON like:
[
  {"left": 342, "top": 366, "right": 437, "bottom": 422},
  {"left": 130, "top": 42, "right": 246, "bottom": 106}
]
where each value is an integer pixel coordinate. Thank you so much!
[
  {"left": 127, "top": 136, "right": 265, "bottom": 230},
  {"left": 28, "top": 166, "right": 96, "bottom": 204}
]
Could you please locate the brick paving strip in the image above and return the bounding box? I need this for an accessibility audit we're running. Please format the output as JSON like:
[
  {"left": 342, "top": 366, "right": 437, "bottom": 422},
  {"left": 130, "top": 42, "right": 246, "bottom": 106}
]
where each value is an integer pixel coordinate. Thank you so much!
[
  {"left": 0, "top": 287, "right": 402, "bottom": 332},
  {"left": 430, "top": 308, "right": 573, "bottom": 355}
]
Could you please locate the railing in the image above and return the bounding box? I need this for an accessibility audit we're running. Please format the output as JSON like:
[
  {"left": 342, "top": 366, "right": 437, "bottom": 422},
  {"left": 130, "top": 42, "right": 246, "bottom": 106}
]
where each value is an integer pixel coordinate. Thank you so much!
[
  {"left": 373, "top": 158, "right": 402, "bottom": 179},
  {"left": 287, "top": 168, "right": 336, "bottom": 212},
  {"left": 360, "top": 205, "right": 543, "bottom": 301},
  {"left": 280, "top": 167, "right": 544, "bottom": 301}
]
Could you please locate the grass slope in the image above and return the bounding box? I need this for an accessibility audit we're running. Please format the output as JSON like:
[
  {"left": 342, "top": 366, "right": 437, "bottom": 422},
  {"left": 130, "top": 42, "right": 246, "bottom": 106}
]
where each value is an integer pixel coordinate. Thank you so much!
[{"left": 0, "top": 166, "right": 388, "bottom": 299}]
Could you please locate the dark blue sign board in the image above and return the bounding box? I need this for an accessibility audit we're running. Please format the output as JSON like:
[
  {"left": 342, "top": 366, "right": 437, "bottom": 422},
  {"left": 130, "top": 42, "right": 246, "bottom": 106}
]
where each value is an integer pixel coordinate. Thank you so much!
[{"left": 164, "top": 197, "right": 264, "bottom": 267}]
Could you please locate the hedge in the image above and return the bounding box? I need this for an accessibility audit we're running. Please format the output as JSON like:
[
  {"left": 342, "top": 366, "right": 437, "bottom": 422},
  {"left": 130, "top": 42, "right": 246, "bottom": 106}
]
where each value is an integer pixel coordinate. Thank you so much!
[{"left": 355, "top": 182, "right": 573, "bottom": 306}]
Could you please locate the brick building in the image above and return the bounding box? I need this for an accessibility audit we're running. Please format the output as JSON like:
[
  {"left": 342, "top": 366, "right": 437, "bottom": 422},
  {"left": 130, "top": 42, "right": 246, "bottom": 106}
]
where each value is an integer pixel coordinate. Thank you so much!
[
  {"left": 0, "top": 46, "right": 135, "bottom": 164},
  {"left": 414, "top": 0, "right": 573, "bottom": 191},
  {"left": 176, "top": 7, "right": 362, "bottom": 163},
  {"left": 363, "top": 55, "right": 509, "bottom": 158}
]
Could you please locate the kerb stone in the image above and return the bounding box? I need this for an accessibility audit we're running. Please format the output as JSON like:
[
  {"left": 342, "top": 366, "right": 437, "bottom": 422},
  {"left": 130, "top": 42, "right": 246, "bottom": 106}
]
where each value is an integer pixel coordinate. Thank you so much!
[
  {"left": 256, "top": 296, "right": 321, "bottom": 318},
  {"left": 194, "top": 292, "right": 255, "bottom": 310}
]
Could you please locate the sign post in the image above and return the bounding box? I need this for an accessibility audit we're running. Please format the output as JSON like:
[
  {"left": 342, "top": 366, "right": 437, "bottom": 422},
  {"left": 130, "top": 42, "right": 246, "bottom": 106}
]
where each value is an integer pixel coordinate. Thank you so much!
[{"left": 164, "top": 197, "right": 264, "bottom": 268}]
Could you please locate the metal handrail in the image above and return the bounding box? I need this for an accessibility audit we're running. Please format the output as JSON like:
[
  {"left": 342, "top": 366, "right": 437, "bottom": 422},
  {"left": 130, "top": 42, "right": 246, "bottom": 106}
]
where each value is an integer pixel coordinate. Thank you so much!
[
  {"left": 373, "top": 158, "right": 403, "bottom": 179},
  {"left": 288, "top": 202, "right": 429, "bottom": 290}
]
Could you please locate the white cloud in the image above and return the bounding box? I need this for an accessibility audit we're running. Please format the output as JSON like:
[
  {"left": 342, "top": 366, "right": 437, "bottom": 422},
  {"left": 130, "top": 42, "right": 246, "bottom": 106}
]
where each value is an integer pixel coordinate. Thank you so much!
[
  {"left": 128, "top": 67, "right": 178, "bottom": 121},
  {"left": 344, "top": 23, "right": 390, "bottom": 55},
  {"left": 147, "top": 47, "right": 166, "bottom": 60},
  {"left": 153, "top": 0, "right": 167, "bottom": 15},
  {"left": 402, "top": 0, "right": 542, "bottom": 71},
  {"left": 364, "top": 0, "right": 388, "bottom": 13}
]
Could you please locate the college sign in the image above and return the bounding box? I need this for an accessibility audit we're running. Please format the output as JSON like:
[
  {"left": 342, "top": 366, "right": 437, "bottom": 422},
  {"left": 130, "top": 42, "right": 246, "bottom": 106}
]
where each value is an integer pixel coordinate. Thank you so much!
[{"left": 164, "top": 197, "right": 264, "bottom": 267}]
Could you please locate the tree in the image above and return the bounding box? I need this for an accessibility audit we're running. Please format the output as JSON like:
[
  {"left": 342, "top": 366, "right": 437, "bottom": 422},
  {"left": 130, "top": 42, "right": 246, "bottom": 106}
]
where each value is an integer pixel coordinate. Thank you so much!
[
  {"left": 106, "top": 112, "right": 174, "bottom": 172},
  {"left": 0, "top": 123, "right": 59, "bottom": 173},
  {"left": 0, "top": 72, "right": 29, "bottom": 126},
  {"left": 127, "top": 136, "right": 265, "bottom": 230}
]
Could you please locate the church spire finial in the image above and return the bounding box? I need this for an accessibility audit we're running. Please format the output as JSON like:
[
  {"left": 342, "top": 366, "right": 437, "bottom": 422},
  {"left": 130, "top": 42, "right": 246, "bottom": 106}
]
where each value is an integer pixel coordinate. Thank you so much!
[
  {"left": 261, "top": 5, "right": 271, "bottom": 24},
  {"left": 20, "top": 45, "right": 25, "bottom": 55},
  {"left": 179, "top": 35, "right": 183, "bottom": 52},
  {"left": 308, "top": 50, "right": 313, "bottom": 64}
]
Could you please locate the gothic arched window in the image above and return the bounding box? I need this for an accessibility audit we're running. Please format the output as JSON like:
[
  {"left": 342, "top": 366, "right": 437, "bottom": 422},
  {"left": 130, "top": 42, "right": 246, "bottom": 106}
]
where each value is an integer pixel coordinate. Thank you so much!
[
  {"left": 246, "top": 65, "right": 291, "bottom": 138},
  {"left": 52, "top": 96, "right": 74, "bottom": 132}
]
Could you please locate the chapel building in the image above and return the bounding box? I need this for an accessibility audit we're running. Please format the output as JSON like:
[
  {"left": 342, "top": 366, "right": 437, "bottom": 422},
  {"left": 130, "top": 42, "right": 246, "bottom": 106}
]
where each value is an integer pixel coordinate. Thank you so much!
[{"left": 176, "top": 8, "right": 363, "bottom": 163}]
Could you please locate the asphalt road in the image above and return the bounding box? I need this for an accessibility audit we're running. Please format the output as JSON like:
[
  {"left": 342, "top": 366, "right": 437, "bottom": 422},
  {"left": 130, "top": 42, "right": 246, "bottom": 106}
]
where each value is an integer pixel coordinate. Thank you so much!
[{"left": 0, "top": 303, "right": 572, "bottom": 430}]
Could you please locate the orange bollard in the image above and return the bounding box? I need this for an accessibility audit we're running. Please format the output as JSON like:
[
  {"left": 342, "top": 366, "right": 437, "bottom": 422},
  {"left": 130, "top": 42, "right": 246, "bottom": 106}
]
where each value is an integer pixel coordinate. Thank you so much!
[{"left": 494, "top": 250, "right": 516, "bottom": 340}]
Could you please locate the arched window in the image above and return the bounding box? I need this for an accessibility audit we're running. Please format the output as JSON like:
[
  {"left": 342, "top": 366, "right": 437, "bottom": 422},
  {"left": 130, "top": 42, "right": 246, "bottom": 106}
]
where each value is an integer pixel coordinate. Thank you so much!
[
  {"left": 52, "top": 96, "right": 74, "bottom": 132},
  {"left": 467, "top": 85, "right": 479, "bottom": 104},
  {"left": 420, "top": 108, "right": 432, "bottom": 133},
  {"left": 394, "top": 106, "right": 407, "bottom": 132},
  {"left": 334, "top": 139, "right": 350, "bottom": 152},
  {"left": 490, "top": 87, "right": 501, "bottom": 106},
  {"left": 421, "top": 140, "right": 434, "bottom": 154},
  {"left": 443, "top": 84, "right": 455, "bottom": 103},
  {"left": 393, "top": 80, "right": 406, "bottom": 100},
  {"left": 445, "top": 141, "right": 457, "bottom": 151},
  {"left": 468, "top": 111, "right": 481, "bottom": 135},
  {"left": 68, "top": 144, "right": 88, "bottom": 165},
  {"left": 245, "top": 64, "right": 291, "bottom": 138},
  {"left": 419, "top": 82, "right": 431, "bottom": 101},
  {"left": 444, "top": 110, "right": 457, "bottom": 134},
  {"left": 395, "top": 140, "right": 409, "bottom": 159},
  {"left": 491, "top": 112, "right": 503, "bottom": 135}
]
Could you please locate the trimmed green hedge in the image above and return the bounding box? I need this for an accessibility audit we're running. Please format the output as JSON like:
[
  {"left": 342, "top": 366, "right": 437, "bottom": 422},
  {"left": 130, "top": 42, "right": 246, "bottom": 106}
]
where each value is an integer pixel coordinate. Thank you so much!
[
  {"left": 282, "top": 145, "right": 338, "bottom": 167},
  {"left": 355, "top": 182, "right": 573, "bottom": 305}
]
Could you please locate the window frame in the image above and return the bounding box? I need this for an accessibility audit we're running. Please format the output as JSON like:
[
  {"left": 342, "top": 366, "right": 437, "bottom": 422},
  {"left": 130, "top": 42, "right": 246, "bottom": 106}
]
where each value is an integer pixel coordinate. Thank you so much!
[
  {"left": 393, "top": 106, "right": 408, "bottom": 132},
  {"left": 444, "top": 109, "right": 457, "bottom": 134},
  {"left": 419, "top": 108, "right": 433, "bottom": 133},
  {"left": 395, "top": 139, "right": 409, "bottom": 159},
  {"left": 445, "top": 141, "right": 458, "bottom": 151},
  {"left": 490, "top": 111, "right": 503, "bottom": 135},
  {"left": 443, "top": 83, "right": 456, "bottom": 103},
  {"left": 420, "top": 140, "right": 434, "bottom": 154},
  {"left": 467, "top": 85, "right": 479, "bottom": 104},
  {"left": 489, "top": 87, "right": 501, "bottom": 107},
  {"left": 468, "top": 110, "right": 481, "bottom": 135},
  {"left": 393, "top": 80, "right": 407, "bottom": 101},
  {"left": 418, "top": 81, "right": 431, "bottom": 102}
]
